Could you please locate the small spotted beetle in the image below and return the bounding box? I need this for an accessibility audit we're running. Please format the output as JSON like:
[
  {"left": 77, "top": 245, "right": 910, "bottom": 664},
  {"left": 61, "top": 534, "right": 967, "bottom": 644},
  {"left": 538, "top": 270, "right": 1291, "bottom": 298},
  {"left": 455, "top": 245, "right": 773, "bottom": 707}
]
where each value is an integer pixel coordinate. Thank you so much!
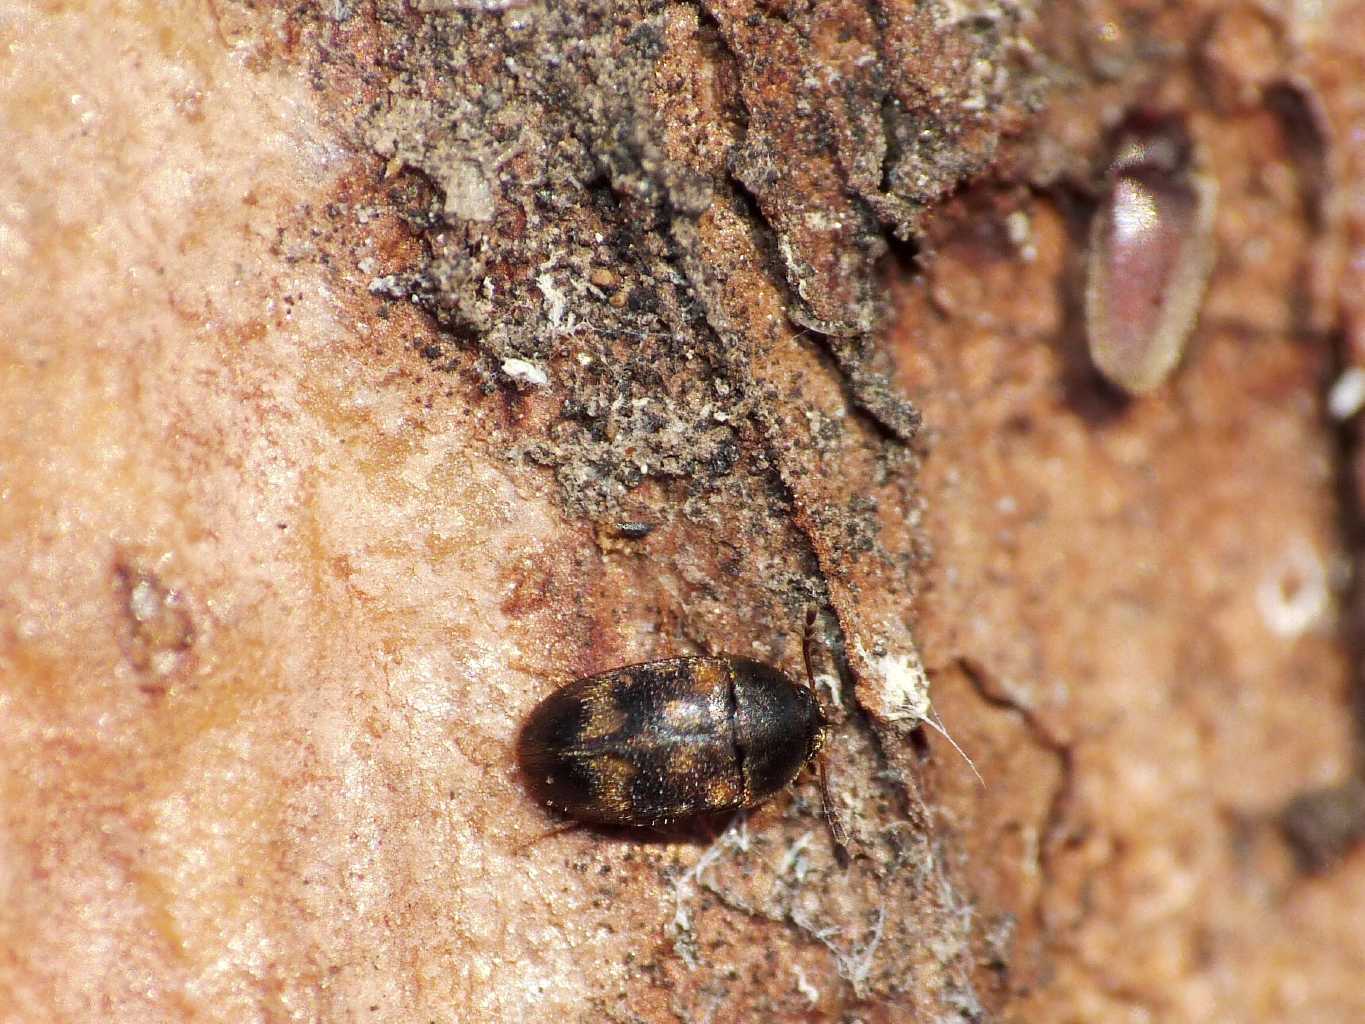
[{"left": 517, "top": 618, "right": 846, "bottom": 850}]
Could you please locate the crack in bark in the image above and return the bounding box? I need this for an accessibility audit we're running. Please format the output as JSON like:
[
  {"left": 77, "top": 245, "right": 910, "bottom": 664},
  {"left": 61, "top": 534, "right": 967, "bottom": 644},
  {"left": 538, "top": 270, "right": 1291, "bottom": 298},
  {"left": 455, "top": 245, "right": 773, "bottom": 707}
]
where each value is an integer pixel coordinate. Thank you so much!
[
  {"left": 684, "top": 4, "right": 922, "bottom": 442},
  {"left": 1277, "top": 323, "right": 1365, "bottom": 871},
  {"left": 1272, "top": 77, "right": 1365, "bottom": 872},
  {"left": 957, "top": 656, "right": 1078, "bottom": 939}
]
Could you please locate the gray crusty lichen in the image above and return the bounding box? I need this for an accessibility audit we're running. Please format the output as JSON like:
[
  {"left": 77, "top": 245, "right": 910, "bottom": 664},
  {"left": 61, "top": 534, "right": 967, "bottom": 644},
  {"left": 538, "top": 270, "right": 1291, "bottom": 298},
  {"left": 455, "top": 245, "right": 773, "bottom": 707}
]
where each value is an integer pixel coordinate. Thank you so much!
[
  {"left": 366, "top": 3, "right": 733, "bottom": 517},
  {"left": 363, "top": 0, "right": 1033, "bottom": 519}
]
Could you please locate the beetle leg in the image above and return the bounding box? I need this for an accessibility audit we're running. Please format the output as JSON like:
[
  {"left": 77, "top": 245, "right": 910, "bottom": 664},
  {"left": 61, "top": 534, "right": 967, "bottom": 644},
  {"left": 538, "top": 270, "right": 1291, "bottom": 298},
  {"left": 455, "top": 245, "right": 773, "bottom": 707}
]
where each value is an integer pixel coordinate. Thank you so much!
[{"left": 515, "top": 818, "right": 586, "bottom": 855}]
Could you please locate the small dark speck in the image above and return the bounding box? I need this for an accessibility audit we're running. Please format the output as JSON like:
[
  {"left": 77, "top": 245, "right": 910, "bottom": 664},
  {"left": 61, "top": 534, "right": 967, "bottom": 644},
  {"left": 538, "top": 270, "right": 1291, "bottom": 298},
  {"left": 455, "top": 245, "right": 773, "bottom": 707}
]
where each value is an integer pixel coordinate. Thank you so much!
[
  {"left": 908, "top": 726, "right": 931, "bottom": 759},
  {"left": 615, "top": 521, "right": 654, "bottom": 539},
  {"left": 627, "top": 286, "right": 658, "bottom": 312},
  {"left": 276, "top": 522, "right": 288, "bottom": 530}
]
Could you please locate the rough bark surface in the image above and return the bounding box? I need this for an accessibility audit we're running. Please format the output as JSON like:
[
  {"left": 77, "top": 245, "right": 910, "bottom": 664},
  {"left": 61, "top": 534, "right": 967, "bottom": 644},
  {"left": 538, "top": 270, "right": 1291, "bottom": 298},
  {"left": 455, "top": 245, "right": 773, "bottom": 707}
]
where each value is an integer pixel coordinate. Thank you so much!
[{"left": 3, "top": 0, "right": 1365, "bottom": 1022}]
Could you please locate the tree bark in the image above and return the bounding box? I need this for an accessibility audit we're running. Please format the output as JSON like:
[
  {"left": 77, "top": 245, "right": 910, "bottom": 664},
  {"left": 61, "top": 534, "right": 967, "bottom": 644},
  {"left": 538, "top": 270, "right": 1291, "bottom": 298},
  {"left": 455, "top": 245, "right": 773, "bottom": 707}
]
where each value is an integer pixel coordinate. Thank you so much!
[{"left": 3, "top": 1, "right": 1365, "bottom": 1021}]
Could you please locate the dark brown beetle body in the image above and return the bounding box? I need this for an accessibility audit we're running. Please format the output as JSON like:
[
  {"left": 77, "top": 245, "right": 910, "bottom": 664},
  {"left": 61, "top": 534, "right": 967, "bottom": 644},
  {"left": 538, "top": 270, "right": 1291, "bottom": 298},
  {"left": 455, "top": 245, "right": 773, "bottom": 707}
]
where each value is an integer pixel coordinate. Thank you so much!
[{"left": 517, "top": 656, "right": 827, "bottom": 827}]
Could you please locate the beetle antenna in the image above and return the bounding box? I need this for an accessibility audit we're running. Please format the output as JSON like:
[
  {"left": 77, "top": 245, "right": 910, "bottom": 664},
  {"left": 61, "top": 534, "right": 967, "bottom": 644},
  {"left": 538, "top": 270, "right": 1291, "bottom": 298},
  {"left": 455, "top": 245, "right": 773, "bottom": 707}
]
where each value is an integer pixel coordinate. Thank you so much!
[
  {"left": 802, "top": 605, "right": 820, "bottom": 690},
  {"left": 922, "top": 708, "right": 985, "bottom": 787},
  {"left": 804, "top": 606, "right": 850, "bottom": 862},
  {"left": 818, "top": 754, "right": 850, "bottom": 865}
]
